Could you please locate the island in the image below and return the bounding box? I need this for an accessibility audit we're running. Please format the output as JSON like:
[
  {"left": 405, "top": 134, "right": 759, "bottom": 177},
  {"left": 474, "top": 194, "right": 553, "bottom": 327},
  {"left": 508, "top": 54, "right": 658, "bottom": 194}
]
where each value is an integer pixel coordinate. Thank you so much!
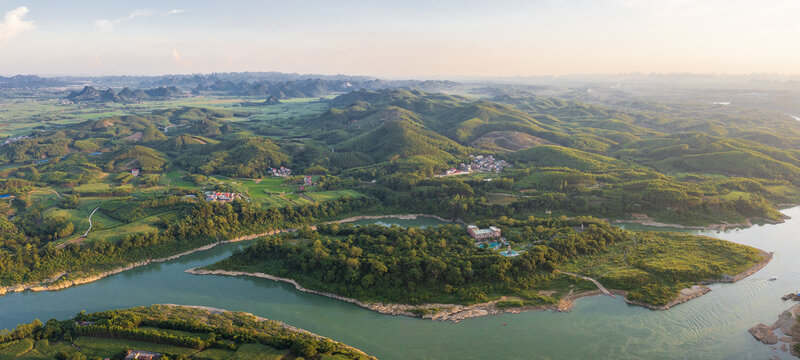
[
  {"left": 190, "top": 217, "right": 769, "bottom": 321},
  {"left": 0, "top": 304, "right": 375, "bottom": 360}
]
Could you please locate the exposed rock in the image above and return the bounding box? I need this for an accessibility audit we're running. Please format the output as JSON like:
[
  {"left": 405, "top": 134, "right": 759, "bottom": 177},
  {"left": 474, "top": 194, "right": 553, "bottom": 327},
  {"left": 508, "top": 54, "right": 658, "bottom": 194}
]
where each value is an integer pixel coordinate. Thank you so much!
[
  {"left": 750, "top": 323, "right": 780, "bottom": 345},
  {"left": 750, "top": 303, "right": 800, "bottom": 356}
]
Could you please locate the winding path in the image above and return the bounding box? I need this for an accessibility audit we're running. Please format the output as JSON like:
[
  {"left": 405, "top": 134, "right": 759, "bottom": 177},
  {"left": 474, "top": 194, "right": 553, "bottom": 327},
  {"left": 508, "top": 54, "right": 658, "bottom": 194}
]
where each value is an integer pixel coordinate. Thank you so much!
[
  {"left": 83, "top": 207, "right": 100, "bottom": 237},
  {"left": 50, "top": 189, "right": 62, "bottom": 199},
  {"left": 556, "top": 270, "right": 614, "bottom": 297}
]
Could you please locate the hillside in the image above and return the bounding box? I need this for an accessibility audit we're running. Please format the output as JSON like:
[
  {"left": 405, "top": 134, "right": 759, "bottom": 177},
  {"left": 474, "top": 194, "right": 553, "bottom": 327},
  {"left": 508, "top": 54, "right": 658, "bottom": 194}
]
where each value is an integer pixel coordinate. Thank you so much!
[{"left": 0, "top": 305, "right": 374, "bottom": 360}]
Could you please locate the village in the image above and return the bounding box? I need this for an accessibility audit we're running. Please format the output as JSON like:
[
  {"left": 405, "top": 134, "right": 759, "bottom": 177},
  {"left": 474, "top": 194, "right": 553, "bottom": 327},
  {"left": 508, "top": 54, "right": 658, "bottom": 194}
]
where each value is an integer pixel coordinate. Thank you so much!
[
  {"left": 268, "top": 166, "right": 292, "bottom": 177},
  {"left": 440, "top": 154, "right": 510, "bottom": 177},
  {"left": 203, "top": 191, "right": 244, "bottom": 202}
]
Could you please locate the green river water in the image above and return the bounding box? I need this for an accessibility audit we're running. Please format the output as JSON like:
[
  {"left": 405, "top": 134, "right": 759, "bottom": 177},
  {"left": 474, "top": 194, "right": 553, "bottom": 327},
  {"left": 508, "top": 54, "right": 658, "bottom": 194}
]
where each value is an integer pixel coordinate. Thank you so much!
[{"left": 1, "top": 209, "right": 799, "bottom": 359}]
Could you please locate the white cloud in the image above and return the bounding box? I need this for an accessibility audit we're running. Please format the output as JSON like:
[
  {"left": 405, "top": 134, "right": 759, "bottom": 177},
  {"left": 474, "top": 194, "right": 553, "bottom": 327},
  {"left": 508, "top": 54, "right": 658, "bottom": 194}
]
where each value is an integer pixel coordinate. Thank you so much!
[
  {"left": 171, "top": 49, "right": 182, "bottom": 63},
  {"left": 94, "top": 8, "right": 183, "bottom": 29},
  {"left": 0, "top": 6, "right": 35, "bottom": 40}
]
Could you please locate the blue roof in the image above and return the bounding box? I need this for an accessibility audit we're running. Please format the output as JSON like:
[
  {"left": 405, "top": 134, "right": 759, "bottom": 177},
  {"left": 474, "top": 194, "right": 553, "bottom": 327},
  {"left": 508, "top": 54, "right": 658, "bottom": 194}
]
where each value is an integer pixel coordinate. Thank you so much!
[
  {"left": 0, "top": 195, "right": 12, "bottom": 199},
  {"left": 34, "top": 159, "right": 50, "bottom": 164}
]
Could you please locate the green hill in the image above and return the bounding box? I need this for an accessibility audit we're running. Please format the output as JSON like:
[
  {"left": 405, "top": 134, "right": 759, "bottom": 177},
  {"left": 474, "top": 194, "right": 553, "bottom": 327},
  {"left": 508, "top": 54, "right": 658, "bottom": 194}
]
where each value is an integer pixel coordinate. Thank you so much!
[{"left": 510, "top": 145, "right": 624, "bottom": 171}]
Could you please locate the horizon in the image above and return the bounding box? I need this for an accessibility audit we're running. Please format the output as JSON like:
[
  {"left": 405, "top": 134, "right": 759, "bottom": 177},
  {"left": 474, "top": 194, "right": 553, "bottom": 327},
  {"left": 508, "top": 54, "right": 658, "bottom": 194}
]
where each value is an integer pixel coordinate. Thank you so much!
[{"left": 2, "top": 0, "right": 800, "bottom": 77}]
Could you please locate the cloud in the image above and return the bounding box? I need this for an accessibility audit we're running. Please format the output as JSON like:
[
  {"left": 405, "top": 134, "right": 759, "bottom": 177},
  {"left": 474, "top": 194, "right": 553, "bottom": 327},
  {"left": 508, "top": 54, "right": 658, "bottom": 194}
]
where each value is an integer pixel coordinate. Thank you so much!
[
  {"left": 171, "top": 49, "right": 183, "bottom": 63},
  {"left": 0, "top": 6, "right": 35, "bottom": 40},
  {"left": 94, "top": 8, "right": 183, "bottom": 29}
]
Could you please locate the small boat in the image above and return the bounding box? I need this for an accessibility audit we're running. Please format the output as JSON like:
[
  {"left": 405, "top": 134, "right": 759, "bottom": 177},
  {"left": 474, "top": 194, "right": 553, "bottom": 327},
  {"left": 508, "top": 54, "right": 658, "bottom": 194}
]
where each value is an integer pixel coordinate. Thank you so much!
[{"left": 768, "top": 276, "right": 778, "bottom": 281}]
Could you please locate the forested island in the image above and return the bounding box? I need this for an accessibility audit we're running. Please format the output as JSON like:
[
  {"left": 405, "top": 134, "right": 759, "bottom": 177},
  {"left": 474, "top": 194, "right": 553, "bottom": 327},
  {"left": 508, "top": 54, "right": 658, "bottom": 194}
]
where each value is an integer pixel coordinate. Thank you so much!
[
  {"left": 0, "top": 304, "right": 375, "bottom": 359},
  {"left": 196, "top": 218, "right": 767, "bottom": 319}
]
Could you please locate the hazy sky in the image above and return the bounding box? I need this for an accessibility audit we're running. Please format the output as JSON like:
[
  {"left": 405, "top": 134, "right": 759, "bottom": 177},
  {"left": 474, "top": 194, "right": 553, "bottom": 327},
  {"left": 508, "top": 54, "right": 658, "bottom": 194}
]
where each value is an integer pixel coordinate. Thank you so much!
[{"left": 1, "top": 0, "right": 799, "bottom": 77}]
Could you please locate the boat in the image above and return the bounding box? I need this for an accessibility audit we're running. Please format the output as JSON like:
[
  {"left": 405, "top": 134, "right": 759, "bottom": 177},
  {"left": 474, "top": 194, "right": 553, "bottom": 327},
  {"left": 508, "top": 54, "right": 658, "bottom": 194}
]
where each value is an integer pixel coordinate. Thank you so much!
[{"left": 768, "top": 276, "right": 778, "bottom": 281}]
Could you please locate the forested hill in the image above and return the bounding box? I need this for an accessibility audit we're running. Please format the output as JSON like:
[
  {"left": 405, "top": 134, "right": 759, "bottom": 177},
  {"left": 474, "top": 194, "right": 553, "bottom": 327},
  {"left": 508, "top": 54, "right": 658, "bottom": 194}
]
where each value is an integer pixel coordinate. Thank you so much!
[
  {"left": 310, "top": 89, "right": 800, "bottom": 183},
  {"left": 302, "top": 89, "right": 800, "bottom": 225}
]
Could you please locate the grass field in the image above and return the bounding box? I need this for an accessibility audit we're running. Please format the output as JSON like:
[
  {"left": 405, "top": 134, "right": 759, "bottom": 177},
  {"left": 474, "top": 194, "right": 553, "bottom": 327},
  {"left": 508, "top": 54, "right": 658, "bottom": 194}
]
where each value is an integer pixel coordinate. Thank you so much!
[
  {"left": 83, "top": 213, "right": 165, "bottom": 243},
  {"left": 228, "top": 343, "right": 286, "bottom": 360},
  {"left": 0, "top": 338, "right": 34, "bottom": 359},
  {"left": 0, "top": 94, "right": 333, "bottom": 138},
  {"left": 0, "top": 339, "right": 77, "bottom": 360},
  {"left": 74, "top": 337, "right": 198, "bottom": 358}
]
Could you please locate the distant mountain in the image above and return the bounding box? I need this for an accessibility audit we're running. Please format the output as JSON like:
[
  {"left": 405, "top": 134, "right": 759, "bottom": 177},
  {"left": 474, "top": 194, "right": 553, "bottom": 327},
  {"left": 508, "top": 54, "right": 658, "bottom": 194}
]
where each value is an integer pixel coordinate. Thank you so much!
[
  {"left": 66, "top": 86, "right": 117, "bottom": 102},
  {"left": 66, "top": 86, "right": 182, "bottom": 103},
  {"left": 116, "top": 87, "right": 150, "bottom": 102},
  {"left": 0, "top": 75, "right": 64, "bottom": 89},
  {"left": 195, "top": 78, "right": 357, "bottom": 98}
]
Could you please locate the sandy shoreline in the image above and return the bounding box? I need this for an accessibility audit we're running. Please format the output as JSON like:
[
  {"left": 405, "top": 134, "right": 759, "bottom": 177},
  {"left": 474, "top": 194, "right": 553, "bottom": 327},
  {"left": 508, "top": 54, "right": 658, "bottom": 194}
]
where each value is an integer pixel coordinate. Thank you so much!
[{"left": 158, "top": 304, "right": 376, "bottom": 359}]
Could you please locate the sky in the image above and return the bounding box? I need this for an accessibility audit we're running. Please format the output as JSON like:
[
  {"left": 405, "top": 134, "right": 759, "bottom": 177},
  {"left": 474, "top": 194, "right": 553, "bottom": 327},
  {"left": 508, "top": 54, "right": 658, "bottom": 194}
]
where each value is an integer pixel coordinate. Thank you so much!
[{"left": 0, "top": 0, "right": 799, "bottom": 78}]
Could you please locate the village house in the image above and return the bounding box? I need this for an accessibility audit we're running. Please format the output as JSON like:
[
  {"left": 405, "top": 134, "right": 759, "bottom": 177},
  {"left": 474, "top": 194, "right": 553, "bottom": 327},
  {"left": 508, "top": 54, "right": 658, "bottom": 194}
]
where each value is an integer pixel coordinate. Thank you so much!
[{"left": 130, "top": 169, "right": 140, "bottom": 177}]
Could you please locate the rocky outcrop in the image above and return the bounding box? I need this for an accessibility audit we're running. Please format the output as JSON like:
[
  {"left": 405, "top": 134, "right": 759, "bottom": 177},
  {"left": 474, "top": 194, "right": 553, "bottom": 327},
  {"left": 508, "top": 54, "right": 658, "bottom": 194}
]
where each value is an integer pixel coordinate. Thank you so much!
[{"left": 750, "top": 303, "right": 800, "bottom": 356}]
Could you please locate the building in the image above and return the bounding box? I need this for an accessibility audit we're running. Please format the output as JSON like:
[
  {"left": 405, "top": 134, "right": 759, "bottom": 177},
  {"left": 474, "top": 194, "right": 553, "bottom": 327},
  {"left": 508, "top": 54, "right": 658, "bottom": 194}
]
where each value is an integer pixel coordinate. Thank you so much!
[
  {"left": 124, "top": 350, "right": 162, "bottom": 360},
  {"left": 131, "top": 169, "right": 140, "bottom": 176},
  {"left": 269, "top": 167, "right": 292, "bottom": 177},
  {"left": 467, "top": 225, "right": 501, "bottom": 240}
]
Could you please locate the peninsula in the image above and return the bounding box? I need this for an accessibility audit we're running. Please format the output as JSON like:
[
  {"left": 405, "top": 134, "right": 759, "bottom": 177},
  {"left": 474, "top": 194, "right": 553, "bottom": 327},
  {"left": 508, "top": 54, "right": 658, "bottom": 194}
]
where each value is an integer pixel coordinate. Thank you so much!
[{"left": 193, "top": 218, "right": 768, "bottom": 320}]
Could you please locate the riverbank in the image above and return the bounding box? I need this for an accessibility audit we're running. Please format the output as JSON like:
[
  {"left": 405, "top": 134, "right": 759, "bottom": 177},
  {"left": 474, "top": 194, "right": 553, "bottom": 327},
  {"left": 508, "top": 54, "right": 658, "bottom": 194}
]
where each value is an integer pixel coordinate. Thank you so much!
[
  {"left": 749, "top": 302, "right": 800, "bottom": 357},
  {"left": 184, "top": 268, "right": 576, "bottom": 322},
  {"left": 0, "top": 228, "right": 299, "bottom": 297},
  {"left": 622, "top": 250, "right": 772, "bottom": 310},
  {"left": 0, "top": 213, "right": 454, "bottom": 297},
  {"left": 159, "top": 304, "right": 377, "bottom": 359},
  {"left": 613, "top": 215, "right": 788, "bottom": 231},
  {"left": 186, "top": 249, "right": 773, "bottom": 320}
]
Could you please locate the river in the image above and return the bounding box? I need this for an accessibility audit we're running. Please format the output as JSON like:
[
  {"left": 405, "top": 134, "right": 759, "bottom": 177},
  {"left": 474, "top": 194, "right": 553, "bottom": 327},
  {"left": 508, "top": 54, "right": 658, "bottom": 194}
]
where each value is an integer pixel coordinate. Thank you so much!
[{"left": 1, "top": 211, "right": 799, "bottom": 359}]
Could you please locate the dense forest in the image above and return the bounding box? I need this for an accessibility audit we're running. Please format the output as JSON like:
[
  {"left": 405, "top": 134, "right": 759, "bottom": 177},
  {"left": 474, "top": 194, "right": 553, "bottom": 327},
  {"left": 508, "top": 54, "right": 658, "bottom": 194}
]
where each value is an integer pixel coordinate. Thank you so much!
[
  {"left": 0, "top": 196, "right": 375, "bottom": 287},
  {"left": 205, "top": 217, "right": 763, "bottom": 306}
]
